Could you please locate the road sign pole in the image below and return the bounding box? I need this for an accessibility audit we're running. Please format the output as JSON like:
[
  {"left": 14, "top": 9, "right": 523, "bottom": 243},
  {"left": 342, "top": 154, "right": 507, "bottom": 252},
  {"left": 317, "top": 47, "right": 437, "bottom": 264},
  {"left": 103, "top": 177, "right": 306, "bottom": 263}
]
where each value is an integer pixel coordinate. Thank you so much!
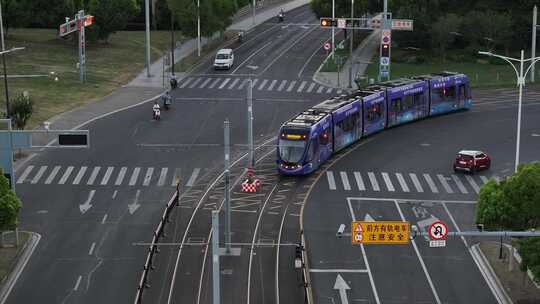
[
  {"left": 224, "top": 119, "right": 231, "bottom": 254},
  {"left": 78, "top": 10, "right": 86, "bottom": 83},
  {"left": 211, "top": 210, "right": 221, "bottom": 304}
]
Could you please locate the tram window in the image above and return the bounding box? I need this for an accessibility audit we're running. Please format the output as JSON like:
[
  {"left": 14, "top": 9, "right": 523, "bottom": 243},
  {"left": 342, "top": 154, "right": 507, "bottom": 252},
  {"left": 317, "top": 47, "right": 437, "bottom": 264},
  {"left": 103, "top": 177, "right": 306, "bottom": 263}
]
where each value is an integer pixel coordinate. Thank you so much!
[
  {"left": 337, "top": 112, "right": 359, "bottom": 132},
  {"left": 446, "top": 86, "right": 456, "bottom": 100},
  {"left": 458, "top": 84, "right": 466, "bottom": 101},
  {"left": 306, "top": 140, "right": 316, "bottom": 161},
  {"left": 319, "top": 128, "right": 330, "bottom": 145},
  {"left": 367, "top": 103, "right": 382, "bottom": 121},
  {"left": 431, "top": 88, "right": 444, "bottom": 104},
  {"left": 391, "top": 98, "right": 402, "bottom": 112},
  {"left": 413, "top": 93, "right": 423, "bottom": 107},
  {"left": 403, "top": 95, "right": 414, "bottom": 110}
]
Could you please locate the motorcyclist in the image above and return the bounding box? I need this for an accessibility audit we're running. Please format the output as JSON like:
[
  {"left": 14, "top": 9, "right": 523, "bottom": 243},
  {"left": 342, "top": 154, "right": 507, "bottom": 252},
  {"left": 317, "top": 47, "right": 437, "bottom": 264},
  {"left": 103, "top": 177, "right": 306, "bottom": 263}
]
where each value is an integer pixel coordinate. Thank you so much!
[
  {"left": 278, "top": 9, "right": 284, "bottom": 22},
  {"left": 162, "top": 90, "right": 172, "bottom": 109},
  {"left": 170, "top": 74, "right": 178, "bottom": 90},
  {"left": 153, "top": 101, "right": 161, "bottom": 119},
  {"left": 238, "top": 31, "right": 244, "bottom": 43}
]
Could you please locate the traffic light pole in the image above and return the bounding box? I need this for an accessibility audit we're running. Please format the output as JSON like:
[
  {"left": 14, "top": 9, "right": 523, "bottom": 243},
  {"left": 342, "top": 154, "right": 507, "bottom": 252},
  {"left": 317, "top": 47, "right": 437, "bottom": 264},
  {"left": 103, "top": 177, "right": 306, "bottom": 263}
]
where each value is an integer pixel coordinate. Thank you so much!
[{"left": 78, "top": 10, "right": 86, "bottom": 83}]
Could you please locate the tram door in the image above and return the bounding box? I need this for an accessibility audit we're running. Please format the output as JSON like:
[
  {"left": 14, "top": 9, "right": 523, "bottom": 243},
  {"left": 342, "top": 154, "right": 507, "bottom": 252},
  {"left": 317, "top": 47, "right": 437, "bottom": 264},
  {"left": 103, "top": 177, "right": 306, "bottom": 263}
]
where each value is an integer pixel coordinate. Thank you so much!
[{"left": 457, "top": 83, "right": 466, "bottom": 108}]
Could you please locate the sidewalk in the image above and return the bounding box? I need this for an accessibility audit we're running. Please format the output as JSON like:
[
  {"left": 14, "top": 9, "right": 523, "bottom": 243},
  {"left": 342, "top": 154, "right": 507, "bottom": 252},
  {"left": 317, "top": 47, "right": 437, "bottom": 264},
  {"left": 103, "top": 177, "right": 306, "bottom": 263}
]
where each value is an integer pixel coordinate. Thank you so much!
[{"left": 314, "top": 29, "right": 380, "bottom": 89}]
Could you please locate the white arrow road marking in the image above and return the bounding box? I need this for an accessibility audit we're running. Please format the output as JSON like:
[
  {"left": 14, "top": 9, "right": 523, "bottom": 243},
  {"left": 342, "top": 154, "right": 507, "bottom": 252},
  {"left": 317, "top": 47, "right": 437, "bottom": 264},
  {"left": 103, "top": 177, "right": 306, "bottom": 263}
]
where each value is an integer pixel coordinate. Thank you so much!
[
  {"left": 334, "top": 274, "right": 351, "bottom": 304},
  {"left": 79, "top": 190, "right": 95, "bottom": 214},
  {"left": 128, "top": 189, "right": 141, "bottom": 215}
]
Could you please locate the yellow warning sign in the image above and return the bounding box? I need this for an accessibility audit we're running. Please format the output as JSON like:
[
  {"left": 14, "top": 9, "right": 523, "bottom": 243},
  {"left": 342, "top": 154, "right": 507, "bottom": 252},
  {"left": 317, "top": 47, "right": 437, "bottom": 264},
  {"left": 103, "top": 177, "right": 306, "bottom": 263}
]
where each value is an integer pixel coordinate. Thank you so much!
[{"left": 351, "top": 221, "right": 410, "bottom": 245}]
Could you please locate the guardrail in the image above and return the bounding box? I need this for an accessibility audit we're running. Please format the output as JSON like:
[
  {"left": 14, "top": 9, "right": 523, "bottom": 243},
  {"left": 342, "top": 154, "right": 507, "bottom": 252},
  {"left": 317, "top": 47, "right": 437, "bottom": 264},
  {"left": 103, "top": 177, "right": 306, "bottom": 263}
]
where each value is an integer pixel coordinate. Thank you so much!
[{"left": 133, "top": 189, "right": 179, "bottom": 304}]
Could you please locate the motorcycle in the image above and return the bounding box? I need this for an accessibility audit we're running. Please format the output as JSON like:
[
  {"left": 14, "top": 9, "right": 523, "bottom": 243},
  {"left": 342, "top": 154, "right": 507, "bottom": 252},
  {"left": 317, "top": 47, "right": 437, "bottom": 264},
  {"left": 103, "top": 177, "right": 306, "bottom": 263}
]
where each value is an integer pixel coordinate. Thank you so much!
[
  {"left": 153, "top": 108, "right": 161, "bottom": 120},
  {"left": 278, "top": 12, "right": 284, "bottom": 22},
  {"left": 238, "top": 31, "right": 244, "bottom": 43},
  {"left": 170, "top": 77, "right": 178, "bottom": 90},
  {"left": 162, "top": 95, "right": 172, "bottom": 110}
]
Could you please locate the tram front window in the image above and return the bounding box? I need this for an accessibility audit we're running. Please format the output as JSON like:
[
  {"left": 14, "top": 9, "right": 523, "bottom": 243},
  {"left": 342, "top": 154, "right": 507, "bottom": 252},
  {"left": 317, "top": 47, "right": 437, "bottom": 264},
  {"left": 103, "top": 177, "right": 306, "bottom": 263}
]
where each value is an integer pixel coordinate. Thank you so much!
[{"left": 279, "top": 139, "right": 306, "bottom": 163}]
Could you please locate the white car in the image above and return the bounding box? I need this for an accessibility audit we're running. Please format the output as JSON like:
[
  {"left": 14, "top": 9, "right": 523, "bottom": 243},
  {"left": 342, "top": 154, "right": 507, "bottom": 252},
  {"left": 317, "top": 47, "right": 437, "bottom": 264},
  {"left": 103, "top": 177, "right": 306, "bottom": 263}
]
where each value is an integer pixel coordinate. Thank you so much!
[{"left": 214, "top": 49, "right": 234, "bottom": 70}]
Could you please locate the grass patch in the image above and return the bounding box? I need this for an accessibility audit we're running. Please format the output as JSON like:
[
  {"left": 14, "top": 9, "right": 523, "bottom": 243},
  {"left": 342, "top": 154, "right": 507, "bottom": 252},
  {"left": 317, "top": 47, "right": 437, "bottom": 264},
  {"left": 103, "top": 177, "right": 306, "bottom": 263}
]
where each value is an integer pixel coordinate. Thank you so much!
[
  {"left": 479, "top": 242, "right": 540, "bottom": 303},
  {"left": 0, "top": 232, "right": 30, "bottom": 283},
  {"left": 320, "top": 32, "right": 370, "bottom": 73},
  {"left": 0, "top": 29, "right": 182, "bottom": 129}
]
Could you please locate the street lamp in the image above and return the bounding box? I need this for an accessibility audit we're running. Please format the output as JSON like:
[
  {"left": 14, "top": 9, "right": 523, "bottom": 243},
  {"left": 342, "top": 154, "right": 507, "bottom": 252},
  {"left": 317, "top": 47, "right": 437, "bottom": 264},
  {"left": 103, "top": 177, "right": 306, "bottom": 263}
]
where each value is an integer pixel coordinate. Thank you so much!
[{"left": 478, "top": 50, "right": 540, "bottom": 173}]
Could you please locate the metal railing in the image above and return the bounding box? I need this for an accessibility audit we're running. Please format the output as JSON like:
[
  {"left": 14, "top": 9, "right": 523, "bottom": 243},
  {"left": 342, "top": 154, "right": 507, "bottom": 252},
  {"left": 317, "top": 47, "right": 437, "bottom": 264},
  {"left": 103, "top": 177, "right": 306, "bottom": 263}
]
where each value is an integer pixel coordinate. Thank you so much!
[{"left": 133, "top": 189, "right": 179, "bottom": 304}]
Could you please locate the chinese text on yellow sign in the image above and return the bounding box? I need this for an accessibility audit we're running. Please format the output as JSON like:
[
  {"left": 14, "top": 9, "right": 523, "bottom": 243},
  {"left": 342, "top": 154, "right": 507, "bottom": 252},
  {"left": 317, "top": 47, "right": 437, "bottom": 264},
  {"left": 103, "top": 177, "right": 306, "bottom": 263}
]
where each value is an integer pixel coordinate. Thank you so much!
[{"left": 351, "top": 221, "right": 410, "bottom": 245}]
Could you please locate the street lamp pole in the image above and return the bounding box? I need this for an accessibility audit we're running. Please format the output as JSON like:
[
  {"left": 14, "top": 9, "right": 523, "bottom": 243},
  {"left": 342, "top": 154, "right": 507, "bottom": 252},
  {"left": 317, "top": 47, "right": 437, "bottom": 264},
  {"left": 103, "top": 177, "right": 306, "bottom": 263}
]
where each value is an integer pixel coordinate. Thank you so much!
[
  {"left": 170, "top": 12, "right": 175, "bottom": 76},
  {"left": 331, "top": 0, "right": 335, "bottom": 58},
  {"left": 0, "top": 1, "right": 9, "bottom": 117},
  {"left": 478, "top": 50, "right": 540, "bottom": 173},
  {"left": 197, "top": 0, "right": 201, "bottom": 57},
  {"left": 348, "top": 0, "right": 354, "bottom": 88},
  {"left": 145, "top": 0, "right": 151, "bottom": 77},
  {"left": 532, "top": 5, "right": 537, "bottom": 82}
]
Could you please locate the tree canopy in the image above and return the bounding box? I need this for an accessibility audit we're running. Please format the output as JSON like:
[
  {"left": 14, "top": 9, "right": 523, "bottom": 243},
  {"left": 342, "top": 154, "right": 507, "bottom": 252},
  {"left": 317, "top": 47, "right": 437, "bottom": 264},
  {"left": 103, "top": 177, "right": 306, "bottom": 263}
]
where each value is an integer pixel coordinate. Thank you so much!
[
  {"left": 0, "top": 171, "right": 22, "bottom": 232},
  {"left": 167, "top": 0, "right": 236, "bottom": 38}
]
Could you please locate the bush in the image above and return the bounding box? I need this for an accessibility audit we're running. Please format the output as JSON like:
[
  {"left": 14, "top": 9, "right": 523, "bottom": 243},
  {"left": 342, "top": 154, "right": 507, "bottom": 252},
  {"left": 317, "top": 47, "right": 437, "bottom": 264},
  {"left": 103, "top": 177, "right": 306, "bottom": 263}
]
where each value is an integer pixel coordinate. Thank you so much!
[{"left": 10, "top": 92, "right": 33, "bottom": 130}]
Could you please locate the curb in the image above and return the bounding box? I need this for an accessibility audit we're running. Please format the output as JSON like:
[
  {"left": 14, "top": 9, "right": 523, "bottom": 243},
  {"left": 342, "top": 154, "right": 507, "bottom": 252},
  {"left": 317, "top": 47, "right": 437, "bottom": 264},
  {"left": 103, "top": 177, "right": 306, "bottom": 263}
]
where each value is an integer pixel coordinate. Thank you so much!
[
  {"left": 471, "top": 243, "right": 513, "bottom": 304},
  {"left": 0, "top": 232, "right": 42, "bottom": 304}
]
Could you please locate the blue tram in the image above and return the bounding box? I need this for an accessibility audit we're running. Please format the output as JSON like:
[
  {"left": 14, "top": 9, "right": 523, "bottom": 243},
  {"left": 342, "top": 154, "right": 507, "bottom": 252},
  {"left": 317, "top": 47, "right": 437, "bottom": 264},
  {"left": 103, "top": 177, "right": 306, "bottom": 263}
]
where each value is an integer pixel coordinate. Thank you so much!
[{"left": 277, "top": 72, "right": 472, "bottom": 175}]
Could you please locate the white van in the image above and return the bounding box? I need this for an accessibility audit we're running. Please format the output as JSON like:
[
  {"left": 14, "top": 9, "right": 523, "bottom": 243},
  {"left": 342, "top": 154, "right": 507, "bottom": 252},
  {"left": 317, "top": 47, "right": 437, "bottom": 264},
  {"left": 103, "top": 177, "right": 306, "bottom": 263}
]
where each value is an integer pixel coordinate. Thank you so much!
[{"left": 214, "top": 49, "right": 234, "bottom": 70}]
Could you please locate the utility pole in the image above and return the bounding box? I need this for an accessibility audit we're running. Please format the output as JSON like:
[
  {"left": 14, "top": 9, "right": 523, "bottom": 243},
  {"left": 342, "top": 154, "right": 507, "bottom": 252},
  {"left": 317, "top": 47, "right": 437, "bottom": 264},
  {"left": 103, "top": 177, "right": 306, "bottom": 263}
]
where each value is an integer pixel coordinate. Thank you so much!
[
  {"left": 252, "top": 0, "right": 256, "bottom": 25},
  {"left": 170, "top": 13, "right": 175, "bottom": 76},
  {"left": 224, "top": 119, "right": 231, "bottom": 254},
  {"left": 211, "top": 210, "right": 221, "bottom": 304},
  {"left": 145, "top": 0, "right": 151, "bottom": 77},
  {"left": 77, "top": 10, "right": 86, "bottom": 82},
  {"left": 331, "top": 0, "right": 335, "bottom": 58},
  {"left": 532, "top": 5, "right": 537, "bottom": 82},
  {"left": 0, "top": 1, "right": 9, "bottom": 117},
  {"left": 197, "top": 0, "right": 201, "bottom": 57},
  {"left": 247, "top": 79, "right": 254, "bottom": 169},
  {"left": 348, "top": 0, "right": 354, "bottom": 88}
]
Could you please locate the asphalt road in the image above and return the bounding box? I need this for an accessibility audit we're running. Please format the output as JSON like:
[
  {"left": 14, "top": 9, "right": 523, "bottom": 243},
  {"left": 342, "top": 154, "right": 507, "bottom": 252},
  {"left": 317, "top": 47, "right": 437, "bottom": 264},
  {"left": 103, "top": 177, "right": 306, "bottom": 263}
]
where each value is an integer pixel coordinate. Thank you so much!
[
  {"left": 9, "top": 4, "right": 337, "bottom": 304},
  {"left": 304, "top": 89, "right": 540, "bottom": 304}
]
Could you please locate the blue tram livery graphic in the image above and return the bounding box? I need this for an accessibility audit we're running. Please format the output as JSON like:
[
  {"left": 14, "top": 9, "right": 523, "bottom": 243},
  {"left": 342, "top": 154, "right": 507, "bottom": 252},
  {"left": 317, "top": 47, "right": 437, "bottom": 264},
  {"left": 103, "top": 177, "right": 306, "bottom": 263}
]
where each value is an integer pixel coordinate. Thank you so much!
[{"left": 276, "top": 72, "right": 472, "bottom": 175}]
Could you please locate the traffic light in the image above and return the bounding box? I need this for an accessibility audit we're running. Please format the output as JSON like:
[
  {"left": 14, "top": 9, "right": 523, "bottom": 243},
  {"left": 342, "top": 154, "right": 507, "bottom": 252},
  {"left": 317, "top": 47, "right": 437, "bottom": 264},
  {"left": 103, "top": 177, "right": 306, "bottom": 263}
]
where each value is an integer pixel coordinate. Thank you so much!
[
  {"left": 320, "top": 18, "right": 335, "bottom": 28},
  {"left": 381, "top": 43, "right": 390, "bottom": 57}
]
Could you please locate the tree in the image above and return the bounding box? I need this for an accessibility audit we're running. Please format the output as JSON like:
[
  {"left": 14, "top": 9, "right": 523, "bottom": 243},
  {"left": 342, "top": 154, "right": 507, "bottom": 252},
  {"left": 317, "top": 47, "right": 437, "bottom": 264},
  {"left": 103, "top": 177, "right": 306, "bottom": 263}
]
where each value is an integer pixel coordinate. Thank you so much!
[
  {"left": 430, "top": 14, "right": 462, "bottom": 61},
  {"left": 87, "top": 0, "right": 139, "bottom": 42},
  {"left": 0, "top": 170, "right": 22, "bottom": 248},
  {"left": 10, "top": 92, "right": 33, "bottom": 130},
  {"left": 167, "top": 0, "right": 236, "bottom": 38},
  {"left": 476, "top": 162, "right": 540, "bottom": 280},
  {"left": 2, "top": 0, "right": 31, "bottom": 34}
]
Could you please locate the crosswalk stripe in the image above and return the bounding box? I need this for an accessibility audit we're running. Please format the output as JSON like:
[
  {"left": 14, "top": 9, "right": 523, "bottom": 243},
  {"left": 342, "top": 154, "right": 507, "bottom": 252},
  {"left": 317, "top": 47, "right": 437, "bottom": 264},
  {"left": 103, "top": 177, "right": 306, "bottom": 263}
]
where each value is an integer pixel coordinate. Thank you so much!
[
  {"left": 209, "top": 78, "right": 221, "bottom": 89},
  {"left": 188, "top": 77, "right": 202, "bottom": 88},
  {"left": 479, "top": 175, "right": 489, "bottom": 184},
  {"left": 86, "top": 167, "right": 101, "bottom": 185},
  {"left": 367, "top": 172, "right": 380, "bottom": 191},
  {"left": 267, "top": 79, "right": 278, "bottom": 91},
  {"left": 218, "top": 78, "right": 231, "bottom": 89},
  {"left": 327, "top": 171, "right": 336, "bottom": 190},
  {"left": 258, "top": 79, "right": 268, "bottom": 90},
  {"left": 423, "top": 173, "right": 438, "bottom": 193},
  {"left": 228, "top": 78, "right": 239, "bottom": 89},
  {"left": 157, "top": 168, "right": 168, "bottom": 187},
  {"left": 72, "top": 166, "right": 88, "bottom": 185},
  {"left": 306, "top": 82, "right": 316, "bottom": 93},
  {"left": 45, "top": 166, "right": 61, "bottom": 185},
  {"left": 277, "top": 80, "right": 287, "bottom": 91},
  {"left": 199, "top": 78, "right": 212, "bottom": 89},
  {"left": 353, "top": 172, "right": 366, "bottom": 191},
  {"left": 450, "top": 174, "right": 467, "bottom": 194},
  {"left": 129, "top": 167, "right": 141, "bottom": 186},
  {"left": 251, "top": 79, "right": 259, "bottom": 88},
  {"left": 171, "top": 168, "right": 182, "bottom": 186},
  {"left": 465, "top": 175, "right": 480, "bottom": 193},
  {"left": 101, "top": 167, "right": 114, "bottom": 185},
  {"left": 326, "top": 87, "right": 333, "bottom": 94},
  {"left": 115, "top": 167, "right": 127, "bottom": 185},
  {"left": 238, "top": 79, "right": 249, "bottom": 90},
  {"left": 409, "top": 173, "right": 424, "bottom": 192},
  {"left": 286, "top": 81, "right": 297, "bottom": 92},
  {"left": 395, "top": 173, "right": 410, "bottom": 192},
  {"left": 142, "top": 167, "right": 154, "bottom": 186},
  {"left": 180, "top": 78, "right": 193, "bottom": 88},
  {"left": 17, "top": 166, "right": 34, "bottom": 184},
  {"left": 186, "top": 168, "right": 201, "bottom": 187},
  {"left": 437, "top": 174, "right": 454, "bottom": 194},
  {"left": 317, "top": 85, "right": 325, "bottom": 93},
  {"left": 31, "top": 166, "right": 48, "bottom": 184},
  {"left": 297, "top": 81, "right": 307, "bottom": 92},
  {"left": 340, "top": 171, "right": 351, "bottom": 190},
  {"left": 58, "top": 166, "right": 74, "bottom": 185},
  {"left": 381, "top": 172, "right": 395, "bottom": 191}
]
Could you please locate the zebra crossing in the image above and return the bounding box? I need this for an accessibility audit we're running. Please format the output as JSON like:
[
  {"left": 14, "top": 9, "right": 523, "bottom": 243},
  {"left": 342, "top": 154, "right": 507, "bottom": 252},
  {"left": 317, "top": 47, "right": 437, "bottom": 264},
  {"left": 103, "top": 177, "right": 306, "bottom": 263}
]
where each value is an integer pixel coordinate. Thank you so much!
[
  {"left": 325, "top": 171, "right": 500, "bottom": 195},
  {"left": 16, "top": 165, "right": 202, "bottom": 188},
  {"left": 179, "top": 76, "right": 343, "bottom": 95}
]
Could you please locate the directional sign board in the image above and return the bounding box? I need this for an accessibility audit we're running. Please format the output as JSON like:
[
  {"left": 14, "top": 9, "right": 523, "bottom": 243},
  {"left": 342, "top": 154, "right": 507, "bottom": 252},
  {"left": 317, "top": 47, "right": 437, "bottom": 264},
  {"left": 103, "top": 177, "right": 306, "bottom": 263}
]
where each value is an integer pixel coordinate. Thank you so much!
[
  {"left": 337, "top": 18, "right": 347, "bottom": 29},
  {"left": 59, "top": 19, "right": 77, "bottom": 37},
  {"left": 392, "top": 19, "right": 414, "bottom": 31},
  {"left": 352, "top": 221, "right": 410, "bottom": 245}
]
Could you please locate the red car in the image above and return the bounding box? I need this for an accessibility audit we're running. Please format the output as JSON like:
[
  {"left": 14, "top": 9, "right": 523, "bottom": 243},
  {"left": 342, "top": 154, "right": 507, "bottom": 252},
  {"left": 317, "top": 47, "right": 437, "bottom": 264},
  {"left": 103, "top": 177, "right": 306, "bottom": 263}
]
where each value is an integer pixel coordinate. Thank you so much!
[{"left": 453, "top": 150, "right": 491, "bottom": 173}]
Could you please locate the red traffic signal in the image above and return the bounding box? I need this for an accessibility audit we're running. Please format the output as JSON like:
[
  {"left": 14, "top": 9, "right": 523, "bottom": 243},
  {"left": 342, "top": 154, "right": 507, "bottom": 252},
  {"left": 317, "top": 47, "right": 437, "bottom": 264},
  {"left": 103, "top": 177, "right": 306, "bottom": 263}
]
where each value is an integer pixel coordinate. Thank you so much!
[
  {"left": 320, "top": 18, "right": 334, "bottom": 28},
  {"left": 84, "top": 15, "right": 94, "bottom": 27},
  {"left": 381, "top": 43, "right": 390, "bottom": 57}
]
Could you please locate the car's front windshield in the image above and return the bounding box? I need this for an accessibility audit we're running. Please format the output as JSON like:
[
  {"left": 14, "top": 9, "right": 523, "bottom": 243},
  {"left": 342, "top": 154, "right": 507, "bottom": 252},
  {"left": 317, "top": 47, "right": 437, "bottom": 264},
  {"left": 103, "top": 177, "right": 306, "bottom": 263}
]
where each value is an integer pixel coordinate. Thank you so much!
[{"left": 216, "top": 54, "right": 228, "bottom": 59}]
